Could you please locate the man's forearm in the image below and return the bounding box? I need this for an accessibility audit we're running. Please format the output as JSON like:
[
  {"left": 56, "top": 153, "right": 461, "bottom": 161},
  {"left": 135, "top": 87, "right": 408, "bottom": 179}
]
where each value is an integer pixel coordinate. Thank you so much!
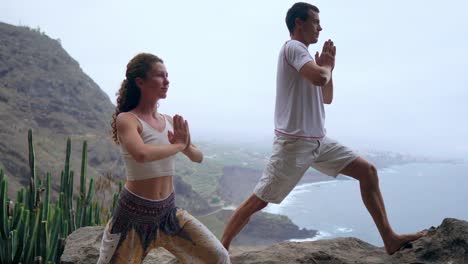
[{"left": 322, "top": 75, "right": 333, "bottom": 104}]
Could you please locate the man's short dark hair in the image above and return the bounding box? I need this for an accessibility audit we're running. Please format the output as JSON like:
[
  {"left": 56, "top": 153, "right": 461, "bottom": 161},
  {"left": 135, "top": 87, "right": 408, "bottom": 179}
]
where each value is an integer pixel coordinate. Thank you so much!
[{"left": 285, "top": 2, "right": 320, "bottom": 35}]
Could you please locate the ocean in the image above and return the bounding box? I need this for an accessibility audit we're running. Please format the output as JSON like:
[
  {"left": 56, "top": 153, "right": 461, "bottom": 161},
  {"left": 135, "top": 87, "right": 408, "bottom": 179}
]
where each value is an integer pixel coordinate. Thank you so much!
[{"left": 264, "top": 162, "right": 468, "bottom": 246}]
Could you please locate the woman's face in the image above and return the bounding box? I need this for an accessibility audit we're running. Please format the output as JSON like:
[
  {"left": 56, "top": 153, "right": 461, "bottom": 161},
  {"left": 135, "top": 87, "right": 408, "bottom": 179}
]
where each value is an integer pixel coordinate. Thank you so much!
[{"left": 138, "top": 62, "right": 170, "bottom": 100}]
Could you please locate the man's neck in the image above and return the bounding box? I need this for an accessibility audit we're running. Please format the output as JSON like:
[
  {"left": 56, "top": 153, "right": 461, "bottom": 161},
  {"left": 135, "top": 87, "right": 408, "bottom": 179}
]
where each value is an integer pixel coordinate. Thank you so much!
[{"left": 291, "top": 34, "right": 309, "bottom": 47}]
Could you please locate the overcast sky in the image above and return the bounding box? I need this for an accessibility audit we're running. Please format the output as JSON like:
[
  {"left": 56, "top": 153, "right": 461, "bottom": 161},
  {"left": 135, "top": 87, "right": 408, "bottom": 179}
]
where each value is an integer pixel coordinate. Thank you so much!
[{"left": 3, "top": 0, "right": 468, "bottom": 158}]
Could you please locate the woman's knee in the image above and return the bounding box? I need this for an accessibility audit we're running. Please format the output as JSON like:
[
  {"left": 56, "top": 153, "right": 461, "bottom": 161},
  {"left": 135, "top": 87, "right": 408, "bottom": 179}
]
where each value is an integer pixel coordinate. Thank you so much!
[{"left": 188, "top": 240, "right": 230, "bottom": 264}]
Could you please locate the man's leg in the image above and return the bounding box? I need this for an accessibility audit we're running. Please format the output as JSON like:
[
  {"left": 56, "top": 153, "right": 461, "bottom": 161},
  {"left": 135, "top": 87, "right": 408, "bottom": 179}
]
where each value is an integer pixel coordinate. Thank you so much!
[
  {"left": 340, "top": 157, "right": 425, "bottom": 254},
  {"left": 221, "top": 136, "right": 315, "bottom": 250},
  {"left": 221, "top": 194, "right": 268, "bottom": 250}
]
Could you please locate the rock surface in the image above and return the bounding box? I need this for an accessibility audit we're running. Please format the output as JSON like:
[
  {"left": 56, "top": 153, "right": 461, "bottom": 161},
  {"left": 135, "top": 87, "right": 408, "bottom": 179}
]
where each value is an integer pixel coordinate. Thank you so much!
[{"left": 61, "top": 218, "right": 468, "bottom": 264}]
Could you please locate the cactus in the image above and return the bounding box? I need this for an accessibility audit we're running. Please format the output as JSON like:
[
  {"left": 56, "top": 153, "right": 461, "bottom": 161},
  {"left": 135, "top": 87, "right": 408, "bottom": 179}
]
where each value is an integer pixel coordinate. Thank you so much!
[
  {"left": 39, "top": 220, "right": 48, "bottom": 262},
  {"left": 68, "top": 170, "right": 75, "bottom": 231},
  {"left": 64, "top": 138, "right": 71, "bottom": 187},
  {"left": 44, "top": 173, "right": 50, "bottom": 222},
  {"left": 24, "top": 207, "right": 40, "bottom": 263},
  {"left": 47, "top": 207, "right": 61, "bottom": 262},
  {"left": 80, "top": 141, "right": 87, "bottom": 198},
  {"left": 28, "top": 130, "right": 37, "bottom": 211},
  {"left": 0, "top": 130, "right": 122, "bottom": 263},
  {"left": 1, "top": 177, "right": 8, "bottom": 240},
  {"left": 76, "top": 196, "right": 83, "bottom": 228},
  {"left": 11, "top": 229, "right": 20, "bottom": 263}
]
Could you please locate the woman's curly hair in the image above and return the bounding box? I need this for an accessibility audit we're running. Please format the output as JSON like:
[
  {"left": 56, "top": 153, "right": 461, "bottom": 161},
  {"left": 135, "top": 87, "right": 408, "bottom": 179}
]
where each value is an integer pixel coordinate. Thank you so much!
[{"left": 111, "top": 53, "right": 163, "bottom": 144}]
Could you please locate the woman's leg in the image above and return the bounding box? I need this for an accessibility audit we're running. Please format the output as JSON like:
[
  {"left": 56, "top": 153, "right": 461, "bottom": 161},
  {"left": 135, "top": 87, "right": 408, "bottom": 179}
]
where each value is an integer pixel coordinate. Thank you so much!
[
  {"left": 97, "top": 219, "right": 146, "bottom": 264},
  {"left": 160, "top": 209, "right": 230, "bottom": 264}
]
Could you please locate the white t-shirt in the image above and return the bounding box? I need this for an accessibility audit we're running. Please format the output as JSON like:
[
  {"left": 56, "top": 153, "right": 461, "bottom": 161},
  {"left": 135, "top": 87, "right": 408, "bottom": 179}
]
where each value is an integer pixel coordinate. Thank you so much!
[{"left": 274, "top": 40, "right": 326, "bottom": 138}]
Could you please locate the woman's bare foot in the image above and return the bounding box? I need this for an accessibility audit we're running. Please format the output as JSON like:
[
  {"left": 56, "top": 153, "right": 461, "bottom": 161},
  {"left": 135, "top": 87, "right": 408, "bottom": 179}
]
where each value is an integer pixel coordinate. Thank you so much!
[{"left": 384, "top": 231, "right": 426, "bottom": 255}]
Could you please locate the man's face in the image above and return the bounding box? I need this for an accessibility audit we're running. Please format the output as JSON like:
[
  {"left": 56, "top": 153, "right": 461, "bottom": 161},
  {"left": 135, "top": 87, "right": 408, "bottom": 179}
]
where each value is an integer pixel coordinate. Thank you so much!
[{"left": 299, "top": 10, "right": 322, "bottom": 45}]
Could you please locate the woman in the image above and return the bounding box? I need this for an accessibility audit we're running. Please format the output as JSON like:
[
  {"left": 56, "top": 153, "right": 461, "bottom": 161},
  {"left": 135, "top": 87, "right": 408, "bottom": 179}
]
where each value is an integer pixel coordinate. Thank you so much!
[{"left": 98, "top": 53, "right": 230, "bottom": 264}]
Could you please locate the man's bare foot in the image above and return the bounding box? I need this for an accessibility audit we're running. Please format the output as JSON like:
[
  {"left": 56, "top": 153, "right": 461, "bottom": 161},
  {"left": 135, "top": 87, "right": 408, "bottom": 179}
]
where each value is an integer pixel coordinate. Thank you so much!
[{"left": 384, "top": 231, "right": 427, "bottom": 255}]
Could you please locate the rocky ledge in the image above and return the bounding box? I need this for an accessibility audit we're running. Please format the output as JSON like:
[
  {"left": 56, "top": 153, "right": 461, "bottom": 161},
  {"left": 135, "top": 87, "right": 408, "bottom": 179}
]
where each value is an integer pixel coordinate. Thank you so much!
[{"left": 61, "top": 218, "right": 467, "bottom": 264}]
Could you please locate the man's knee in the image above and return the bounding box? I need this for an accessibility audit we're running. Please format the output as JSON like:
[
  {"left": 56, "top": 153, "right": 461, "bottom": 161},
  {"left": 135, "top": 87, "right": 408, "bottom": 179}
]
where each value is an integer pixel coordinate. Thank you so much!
[
  {"left": 247, "top": 194, "right": 268, "bottom": 212},
  {"left": 253, "top": 195, "right": 269, "bottom": 211},
  {"left": 361, "top": 164, "right": 379, "bottom": 187}
]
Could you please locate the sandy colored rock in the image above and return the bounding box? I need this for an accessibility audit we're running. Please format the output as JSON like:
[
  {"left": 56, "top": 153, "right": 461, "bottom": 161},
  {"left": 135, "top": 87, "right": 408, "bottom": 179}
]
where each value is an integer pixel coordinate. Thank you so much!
[{"left": 62, "top": 218, "right": 468, "bottom": 264}]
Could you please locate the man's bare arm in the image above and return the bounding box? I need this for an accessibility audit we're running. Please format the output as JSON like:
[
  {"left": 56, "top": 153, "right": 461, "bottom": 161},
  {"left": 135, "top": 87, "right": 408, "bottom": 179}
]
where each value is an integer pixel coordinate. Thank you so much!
[
  {"left": 316, "top": 40, "right": 336, "bottom": 104},
  {"left": 299, "top": 39, "right": 336, "bottom": 87},
  {"left": 299, "top": 61, "right": 332, "bottom": 86},
  {"left": 322, "top": 76, "right": 333, "bottom": 104}
]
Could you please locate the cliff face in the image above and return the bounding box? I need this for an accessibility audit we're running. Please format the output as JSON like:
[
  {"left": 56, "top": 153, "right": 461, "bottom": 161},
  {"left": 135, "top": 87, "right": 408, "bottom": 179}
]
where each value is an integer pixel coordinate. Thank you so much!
[
  {"left": 0, "top": 22, "right": 124, "bottom": 195},
  {"left": 173, "top": 175, "right": 213, "bottom": 215},
  {"left": 61, "top": 218, "right": 468, "bottom": 263}
]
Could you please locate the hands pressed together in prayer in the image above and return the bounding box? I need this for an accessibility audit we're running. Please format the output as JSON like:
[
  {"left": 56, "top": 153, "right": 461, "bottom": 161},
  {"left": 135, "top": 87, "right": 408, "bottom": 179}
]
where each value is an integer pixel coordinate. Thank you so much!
[
  {"left": 168, "top": 115, "right": 191, "bottom": 150},
  {"left": 315, "top": 39, "right": 336, "bottom": 71}
]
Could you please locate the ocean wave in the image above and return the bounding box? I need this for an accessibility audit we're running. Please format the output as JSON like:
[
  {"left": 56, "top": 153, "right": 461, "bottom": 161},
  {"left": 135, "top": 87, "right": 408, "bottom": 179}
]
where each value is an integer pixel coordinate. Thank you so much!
[
  {"left": 379, "top": 167, "right": 398, "bottom": 174},
  {"left": 295, "top": 180, "right": 341, "bottom": 189},
  {"left": 288, "top": 226, "right": 353, "bottom": 243},
  {"left": 335, "top": 227, "right": 353, "bottom": 233},
  {"left": 263, "top": 179, "right": 344, "bottom": 212},
  {"left": 311, "top": 230, "right": 333, "bottom": 241},
  {"left": 277, "top": 180, "right": 342, "bottom": 207},
  {"left": 222, "top": 205, "right": 237, "bottom": 210},
  {"left": 288, "top": 230, "right": 333, "bottom": 242},
  {"left": 288, "top": 231, "right": 332, "bottom": 242},
  {"left": 288, "top": 237, "right": 315, "bottom": 242}
]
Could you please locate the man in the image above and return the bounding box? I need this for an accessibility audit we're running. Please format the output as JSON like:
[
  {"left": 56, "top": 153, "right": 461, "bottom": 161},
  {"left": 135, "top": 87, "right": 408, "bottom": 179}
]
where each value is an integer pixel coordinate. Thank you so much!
[{"left": 221, "top": 2, "right": 425, "bottom": 255}]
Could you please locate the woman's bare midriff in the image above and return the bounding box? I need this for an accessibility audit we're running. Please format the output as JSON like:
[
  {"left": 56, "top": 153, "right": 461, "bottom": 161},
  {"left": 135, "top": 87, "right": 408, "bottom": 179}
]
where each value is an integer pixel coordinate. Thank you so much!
[{"left": 124, "top": 175, "right": 174, "bottom": 200}]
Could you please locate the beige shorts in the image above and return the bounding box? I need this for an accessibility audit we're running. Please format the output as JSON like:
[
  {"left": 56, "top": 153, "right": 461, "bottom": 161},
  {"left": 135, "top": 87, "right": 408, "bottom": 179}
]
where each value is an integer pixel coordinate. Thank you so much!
[{"left": 253, "top": 135, "right": 358, "bottom": 204}]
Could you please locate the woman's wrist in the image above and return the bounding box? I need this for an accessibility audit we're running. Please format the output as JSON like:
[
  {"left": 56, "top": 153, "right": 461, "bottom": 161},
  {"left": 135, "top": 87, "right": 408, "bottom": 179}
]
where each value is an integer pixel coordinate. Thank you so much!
[
  {"left": 183, "top": 142, "right": 191, "bottom": 151},
  {"left": 174, "top": 143, "right": 186, "bottom": 152}
]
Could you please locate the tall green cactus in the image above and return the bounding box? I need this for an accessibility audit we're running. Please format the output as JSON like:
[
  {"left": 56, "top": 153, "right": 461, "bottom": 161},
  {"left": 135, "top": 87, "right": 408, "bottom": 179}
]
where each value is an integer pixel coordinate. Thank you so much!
[
  {"left": 1, "top": 177, "right": 7, "bottom": 240},
  {"left": 28, "top": 130, "right": 37, "bottom": 211},
  {"left": 0, "top": 176, "right": 8, "bottom": 263},
  {"left": 24, "top": 207, "right": 40, "bottom": 263},
  {"left": 80, "top": 141, "right": 87, "bottom": 198},
  {"left": 47, "top": 207, "right": 61, "bottom": 262},
  {"left": 0, "top": 130, "right": 120, "bottom": 263},
  {"left": 44, "top": 173, "right": 51, "bottom": 222}
]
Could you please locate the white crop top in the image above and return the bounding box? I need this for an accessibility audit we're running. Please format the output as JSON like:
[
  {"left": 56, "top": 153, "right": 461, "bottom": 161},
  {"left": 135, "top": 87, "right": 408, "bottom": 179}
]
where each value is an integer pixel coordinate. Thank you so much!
[{"left": 120, "top": 112, "right": 175, "bottom": 181}]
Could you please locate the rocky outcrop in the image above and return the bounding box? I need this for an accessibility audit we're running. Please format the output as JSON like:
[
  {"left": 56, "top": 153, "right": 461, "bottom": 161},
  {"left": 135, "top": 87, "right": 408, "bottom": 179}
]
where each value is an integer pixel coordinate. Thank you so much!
[
  {"left": 199, "top": 209, "right": 316, "bottom": 246},
  {"left": 174, "top": 175, "right": 213, "bottom": 216},
  {"left": 61, "top": 218, "right": 468, "bottom": 264}
]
